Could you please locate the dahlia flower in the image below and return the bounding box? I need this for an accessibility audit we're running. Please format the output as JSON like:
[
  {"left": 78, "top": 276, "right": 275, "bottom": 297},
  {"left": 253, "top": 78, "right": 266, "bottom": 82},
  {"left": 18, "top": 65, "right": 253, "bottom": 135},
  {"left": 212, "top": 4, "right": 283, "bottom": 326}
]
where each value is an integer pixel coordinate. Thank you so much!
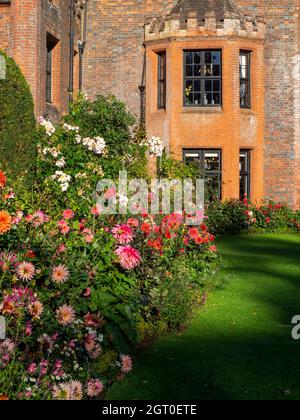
[
  {"left": 62, "top": 209, "right": 74, "bottom": 220},
  {"left": 120, "top": 354, "right": 133, "bottom": 373},
  {"left": 57, "top": 220, "right": 70, "bottom": 235},
  {"left": 104, "top": 188, "right": 117, "bottom": 200},
  {"left": 16, "top": 262, "right": 35, "bottom": 282},
  {"left": 0, "top": 171, "right": 7, "bottom": 188},
  {"left": 86, "top": 379, "right": 104, "bottom": 398},
  {"left": 127, "top": 218, "right": 139, "bottom": 228},
  {"left": 56, "top": 305, "right": 75, "bottom": 326},
  {"left": 28, "top": 301, "right": 44, "bottom": 320},
  {"left": 53, "top": 381, "right": 83, "bottom": 401},
  {"left": 0, "top": 211, "right": 12, "bottom": 235},
  {"left": 51, "top": 264, "right": 70, "bottom": 284},
  {"left": 112, "top": 224, "right": 134, "bottom": 244},
  {"left": 115, "top": 246, "right": 141, "bottom": 270}
]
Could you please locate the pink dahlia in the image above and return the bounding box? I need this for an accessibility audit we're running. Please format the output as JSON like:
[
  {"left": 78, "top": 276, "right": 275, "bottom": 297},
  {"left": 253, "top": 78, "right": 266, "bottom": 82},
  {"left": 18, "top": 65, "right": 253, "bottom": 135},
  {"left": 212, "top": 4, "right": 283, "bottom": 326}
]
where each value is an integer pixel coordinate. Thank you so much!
[
  {"left": 16, "top": 262, "right": 35, "bottom": 282},
  {"left": 120, "top": 354, "right": 133, "bottom": 373},
  {"left": 86, "top": 379, "right": 104, "bottom": 398},
  {"left": 115, "top": 246, "right": 141, "bottom": 270},
  {"left": 127, "top": 218, "right": 139, "bottom": 228},
  {"left": 31, "top": 211, "right": 50, "bottom": 227},
  {"left": 53, "top": 381, "right": 83, "bottom": 401},
  {"left": 52, "top": 264, "right": 70, "bottom": 284},
  {"left": 112, "top": 224, "right": 134, "bottom": 244},
  {"left": 28, "top": 300, "right": 44, "bottom": 320},
  {"left": 90, "top": 206, "right": 101, "bottom": 216},
  {"left": 56, "top": 305, "right": 75, "bottom": 326},
  {"left": 57, "top": 220, "right": 70, "bottom": 235},
  {"left": 104, "top": 188, "right": 117, "bottom": 199},
  {"left": 62, "top": 209, "right": 75, "bottom": 220}
]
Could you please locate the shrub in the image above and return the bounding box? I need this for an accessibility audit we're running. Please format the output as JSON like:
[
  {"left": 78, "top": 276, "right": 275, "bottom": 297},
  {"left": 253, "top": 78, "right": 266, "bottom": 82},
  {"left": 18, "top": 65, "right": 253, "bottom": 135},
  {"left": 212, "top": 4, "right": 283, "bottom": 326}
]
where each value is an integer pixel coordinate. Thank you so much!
[
  {"left": 35, "top": 96, "right": 148, "bottom": 213},
  {"left": 0, "top": 168, "right": 219, "bottom": 400},
  {"left": 160, "top": 153, "right": 200, "bottom": 180},
  {"left": 65, "top": 94, "right": 148, "bottom": 179},
  {"left": 206, "top": 197, "right": 300, "bottom": 235},
  {"left": 0, "top": 51, "right": 36, "bottom": 180}
]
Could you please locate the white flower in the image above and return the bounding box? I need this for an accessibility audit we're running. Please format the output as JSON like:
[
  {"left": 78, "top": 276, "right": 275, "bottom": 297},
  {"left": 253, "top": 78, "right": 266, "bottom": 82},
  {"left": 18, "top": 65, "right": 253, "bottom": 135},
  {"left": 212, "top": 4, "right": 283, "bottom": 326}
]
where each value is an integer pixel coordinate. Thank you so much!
[
  {"left": 38, "top": 116, "right": 55, "bottom": 137},
  {"left": 55, "top": 157, "right": 66, "bottom": 168},
  {"left": 51, "top": 171, "right": 71, "bottom": 192},
  {"left": 75, "top": 172, "right": 88, "bottom": 179},
  {"left": 118, "top": 194, "right": 129, "bottom": 207},
  {"left": 61, "top": 183, "right": 69, "bottom": 192},
  {"left": 94, "top": 137, "right": 106, "bottom": 155},
  {"left": 141, "top": 136, "right": 164, "bottom": 157},
  {"left": 81, "top": 136, "right": 106, "bottom": 155},
  {"left": 63, "top": 123, "right": 80, "bottom": 133},
  {"left": 75, "top": 134, "right": 82, "bottom": 144},
  {"left": 42, "top": 147, "right": 60, "bottom": 158}
]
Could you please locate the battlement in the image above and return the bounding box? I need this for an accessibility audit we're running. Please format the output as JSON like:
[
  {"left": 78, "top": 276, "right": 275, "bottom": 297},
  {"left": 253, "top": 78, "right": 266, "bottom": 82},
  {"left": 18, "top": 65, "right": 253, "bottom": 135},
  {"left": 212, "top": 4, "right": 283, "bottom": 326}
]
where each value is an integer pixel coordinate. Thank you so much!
[{"left": 145, "top": 12, "right": 265, "bottom": 42}]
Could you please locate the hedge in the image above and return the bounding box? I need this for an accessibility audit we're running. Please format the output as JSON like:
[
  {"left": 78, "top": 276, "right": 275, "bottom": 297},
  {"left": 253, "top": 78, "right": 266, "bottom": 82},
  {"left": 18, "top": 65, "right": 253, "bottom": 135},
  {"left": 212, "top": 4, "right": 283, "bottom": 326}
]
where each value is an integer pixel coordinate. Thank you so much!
[{"left": 0, "top": 50, "right": 36, "bottom": 179}]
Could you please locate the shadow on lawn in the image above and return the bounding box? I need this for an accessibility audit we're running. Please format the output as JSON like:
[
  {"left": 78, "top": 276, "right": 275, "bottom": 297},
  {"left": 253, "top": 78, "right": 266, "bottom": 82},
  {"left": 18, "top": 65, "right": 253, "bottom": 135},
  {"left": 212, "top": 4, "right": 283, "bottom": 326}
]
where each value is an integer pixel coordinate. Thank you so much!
[{"left": 107, "top": 234, "right": 300, "bottom": 401}]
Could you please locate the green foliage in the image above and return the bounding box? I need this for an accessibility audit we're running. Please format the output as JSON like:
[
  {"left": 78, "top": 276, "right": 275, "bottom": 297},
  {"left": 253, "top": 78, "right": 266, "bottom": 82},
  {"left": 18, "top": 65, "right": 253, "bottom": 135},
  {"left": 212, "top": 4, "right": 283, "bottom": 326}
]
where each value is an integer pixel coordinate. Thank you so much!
[
  {"left": 160, "top": 152, "right": 200, "bottom": 180},
  {"left": 65, "top": 94, "right": 148, "bottom": 179},
  {"left": 0, "top": 51, "right": 36, "bottom": 179},
  {"left": 35, "top": 95, "right": 148, "bottom": 213},
  {"left": 206, "top": 198, "right": 300, "bottom": 235}
]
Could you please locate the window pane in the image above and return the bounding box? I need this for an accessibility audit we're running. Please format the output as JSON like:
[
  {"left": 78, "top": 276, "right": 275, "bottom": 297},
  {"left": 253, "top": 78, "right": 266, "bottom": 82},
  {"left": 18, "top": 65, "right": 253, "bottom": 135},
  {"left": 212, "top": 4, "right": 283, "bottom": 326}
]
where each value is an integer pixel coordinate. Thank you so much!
[
  {"left": 213, "top": 80, "right": 220, "bottom": 91},
  {"left": 184, "top": 50, "right": 221, "bottom": 107},
  {"left": 213, "top": 52, "right": 220, "bottom": 64},
  {"left": 205, "top": 65, "right": 213, "bottom": 76},
  {"left": 193, "top": 65, "right": 201, "bottom": 76},
  {"left": 239, "top": 150, "right": 250, "bottom": 199},
  {"left": 186, "top": 52, "right": 193, "bottom": 64},
  {"left": 158, "top": 52, "right": 166, "bottom": 109},
  {"left": 194, "top": 92, "right": 201, "bottom": 105},
  {"left": 205, "top": 51, "right": 212, "bottom": 64},
  {"left": 194, "top": 80, "right": 201, "bottom": 92},
  {"left": 213, "top": 92, "right": 221, "bottom": 105},
  {"left": 186, "top": 65, "right": 193, "bottom": 77},
  {"left": 205, "top": 174, "right": 221, "bottom": 201},
  {"left": 184, "top": 150, "right": 222, "bottom": 200},
  {"left": 240, "top": 51, "right": 251, "bottom": 108},
  {"left": 213, "top": 65, "right": 220, "bottom": 76},
  {"left": 204, "top": 152, "right": 221, "bottom": 171},
  {"left": 194, "top": 52, "right": 201, "bottom": 64},
  {"left": 205, "top": 80, "right": 212, "bottom": 92}
]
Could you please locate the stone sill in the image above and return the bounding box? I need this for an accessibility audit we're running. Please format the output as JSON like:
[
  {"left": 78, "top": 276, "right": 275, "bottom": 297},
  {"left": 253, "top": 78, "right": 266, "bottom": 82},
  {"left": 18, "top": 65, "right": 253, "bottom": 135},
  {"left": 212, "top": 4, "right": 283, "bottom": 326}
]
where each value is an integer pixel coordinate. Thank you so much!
[
  {"left": 181, "top": 107, "right": 223, "bottom": 115},
  {"left": 240, "top": 108, "right": 256, "bottom": 116}
]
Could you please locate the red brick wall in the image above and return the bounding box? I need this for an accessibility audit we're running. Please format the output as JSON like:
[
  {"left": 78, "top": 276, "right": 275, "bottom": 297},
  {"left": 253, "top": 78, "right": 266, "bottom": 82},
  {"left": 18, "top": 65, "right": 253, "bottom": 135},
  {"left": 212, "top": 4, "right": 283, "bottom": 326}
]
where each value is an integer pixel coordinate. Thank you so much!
[
  {"left": 0, "top": 4, "right": 11, "bottom": 53},
  {"left": 84, "top": 0, "right": 300, "bottom": 207},
  {"left": 84, "top": 0, "right": 174, "bottom": 118},
  {"left": 0, "top": 0, "right": 82, "bottom": 119},
  {"left": 237, "top": 1, "right": 300, "bottom": 207}
]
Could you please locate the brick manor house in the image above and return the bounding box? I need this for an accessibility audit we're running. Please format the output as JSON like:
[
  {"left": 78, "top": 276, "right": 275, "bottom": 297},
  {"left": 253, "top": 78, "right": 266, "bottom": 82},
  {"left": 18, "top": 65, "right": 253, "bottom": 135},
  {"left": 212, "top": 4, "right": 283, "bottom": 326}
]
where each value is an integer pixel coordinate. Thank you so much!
[{"left": 0, "top": 0, "right": 299, "bottom": 207}]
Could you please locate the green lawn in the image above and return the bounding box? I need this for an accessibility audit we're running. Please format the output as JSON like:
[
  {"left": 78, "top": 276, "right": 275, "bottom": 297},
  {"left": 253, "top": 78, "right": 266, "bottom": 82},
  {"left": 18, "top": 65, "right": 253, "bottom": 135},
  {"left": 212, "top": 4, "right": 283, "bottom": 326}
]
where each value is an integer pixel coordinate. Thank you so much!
[{"left": 107, "top": 234, "right": 300, "bottom": 400}]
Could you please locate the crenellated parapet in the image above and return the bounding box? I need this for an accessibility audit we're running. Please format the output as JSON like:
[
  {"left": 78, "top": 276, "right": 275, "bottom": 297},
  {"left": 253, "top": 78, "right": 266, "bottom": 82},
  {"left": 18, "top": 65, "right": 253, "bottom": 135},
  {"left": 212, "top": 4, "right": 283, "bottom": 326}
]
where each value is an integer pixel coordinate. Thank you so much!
[
  {"left": 145, "top": 0, "right": 265, "bottom": 43},
  {"left": 145, "top": 13, "right": 265, "bottom": 42}
]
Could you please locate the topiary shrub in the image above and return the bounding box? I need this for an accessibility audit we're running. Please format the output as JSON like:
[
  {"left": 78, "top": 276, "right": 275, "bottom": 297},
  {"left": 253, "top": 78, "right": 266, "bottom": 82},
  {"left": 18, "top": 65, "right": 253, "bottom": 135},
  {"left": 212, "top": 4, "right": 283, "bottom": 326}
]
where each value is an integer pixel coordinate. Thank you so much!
[{"left": 0, "top": 50, "right": 36, "bottom": 179}]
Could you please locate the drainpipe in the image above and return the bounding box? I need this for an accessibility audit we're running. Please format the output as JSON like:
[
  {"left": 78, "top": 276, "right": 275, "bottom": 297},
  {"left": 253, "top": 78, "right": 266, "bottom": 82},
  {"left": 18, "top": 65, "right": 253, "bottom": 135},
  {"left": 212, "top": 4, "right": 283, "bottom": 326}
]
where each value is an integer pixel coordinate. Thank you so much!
[
  {"left": 78, "top": 0, "right": 88, "bottom": 91},
  {"left": 69, "top": 0, "right": 75, "bottom": 103}
]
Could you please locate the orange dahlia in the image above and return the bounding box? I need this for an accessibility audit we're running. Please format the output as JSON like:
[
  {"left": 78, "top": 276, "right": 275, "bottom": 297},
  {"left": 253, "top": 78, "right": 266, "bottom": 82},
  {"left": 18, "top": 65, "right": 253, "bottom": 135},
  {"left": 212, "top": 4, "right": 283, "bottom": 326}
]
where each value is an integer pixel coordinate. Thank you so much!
[
  {"left": 0, "top": 171, "right": 6, "bottom": 188},
  {"left": 0, "top": 211, "right": 12, "bottom": 235},
  {"left": 0, "top": 395, "right": 9, "bottom": 400}
]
